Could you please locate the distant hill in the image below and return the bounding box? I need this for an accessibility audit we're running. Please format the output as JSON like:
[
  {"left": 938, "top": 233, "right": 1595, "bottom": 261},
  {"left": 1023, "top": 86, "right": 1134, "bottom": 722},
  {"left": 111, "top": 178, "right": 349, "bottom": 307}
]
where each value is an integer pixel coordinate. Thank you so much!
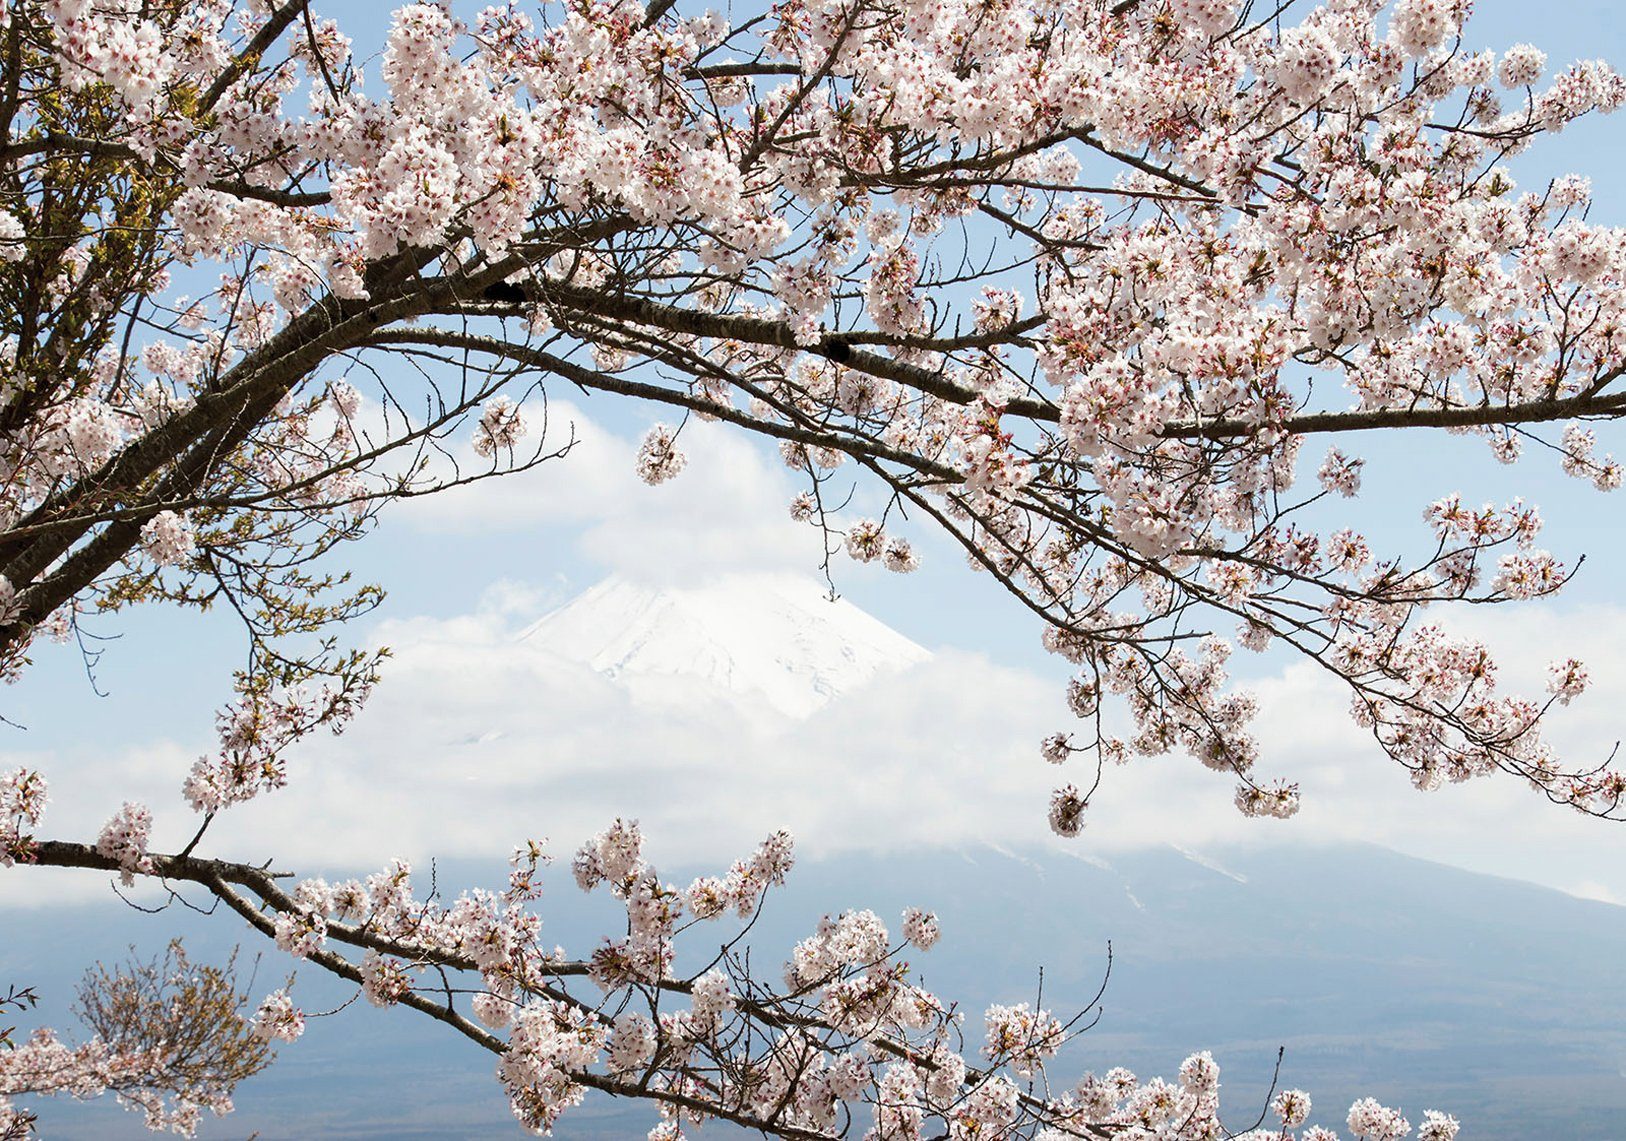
[{"left": 7, "top": 841, "right": 1626, "bottom": 1139}]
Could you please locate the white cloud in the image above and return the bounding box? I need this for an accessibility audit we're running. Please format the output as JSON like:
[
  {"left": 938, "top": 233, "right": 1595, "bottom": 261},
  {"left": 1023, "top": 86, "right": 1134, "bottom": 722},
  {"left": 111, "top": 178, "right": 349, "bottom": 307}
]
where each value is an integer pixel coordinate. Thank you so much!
[
  {"left": 200, "top": 638, "right": 1066, "bottom": 873},
  {"left": 1566, "top": 880, "right": 1623, "bottom": 906},
  {"left": 10, "top": 579, "right": 1626, "bottom": 911},
  {"left": 1227, "top": 602, "right": 1626, "bottom": 899},
  {"left": 395, "top": 397, "right": 632, "bottom": 531},
  {"left": 4, "top": 589, "right": 1096, "bottom": 903},
  {"left": 395, "top": 400, "right": 816, "bottom": 584}
]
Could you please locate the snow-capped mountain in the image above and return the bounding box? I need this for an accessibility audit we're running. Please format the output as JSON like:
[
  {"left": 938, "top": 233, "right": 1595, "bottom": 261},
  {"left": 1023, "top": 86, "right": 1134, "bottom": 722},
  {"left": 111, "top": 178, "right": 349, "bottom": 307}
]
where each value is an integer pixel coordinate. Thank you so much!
[{"left": 517, "top": 573, "right": 930, "bottom": 718}]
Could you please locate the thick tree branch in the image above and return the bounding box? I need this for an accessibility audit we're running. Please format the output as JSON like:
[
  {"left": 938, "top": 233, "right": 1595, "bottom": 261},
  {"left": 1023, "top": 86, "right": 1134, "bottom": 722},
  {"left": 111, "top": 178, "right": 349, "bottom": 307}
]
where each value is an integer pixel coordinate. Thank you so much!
[{"left": 1161, "top": 387, "right": 1626, "bottom": 439}]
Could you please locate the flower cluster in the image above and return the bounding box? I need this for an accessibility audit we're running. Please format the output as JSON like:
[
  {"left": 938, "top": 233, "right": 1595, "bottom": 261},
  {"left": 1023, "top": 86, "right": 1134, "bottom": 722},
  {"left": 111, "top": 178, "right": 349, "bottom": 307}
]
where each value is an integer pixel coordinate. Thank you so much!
[
  {"left": 635, "top": 424, "right": 688, "bottom": 485},
  {"left": 473, "top": 396, "right": 529, "bottom": 458},
  {"left": 94, "top": 802, "right": 155, "bottom": 886},
  {"left": 183, "top": 671, "right": 372, "bottom": 815},
  {"left": 1, "top": 768, "right": 47, "bottom": 866},
  {"left": 248, "top": 990, "right": 305, "bottom": 1044},
  {"left": 0, "top": 1026, "right": 230, "bottom": 1137},
  {"left": 137, "top": 512, "right": 195, "bottom": 568}
]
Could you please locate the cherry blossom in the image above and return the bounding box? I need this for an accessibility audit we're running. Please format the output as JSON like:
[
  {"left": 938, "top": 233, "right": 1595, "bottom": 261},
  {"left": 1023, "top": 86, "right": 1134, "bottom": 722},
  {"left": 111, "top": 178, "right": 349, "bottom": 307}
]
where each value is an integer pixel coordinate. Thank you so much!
[
  {"left": 635, "top": 424, "right": 688, "bottom": 485},
  {"left": 94, "top": 803, "right": 154, "bottom": 886},
  {"left": 1, "top": 0, "right": 1624, "bottom": 1132},
  {"left": 247, "top": 991, "right": 304, "bottom": 1045}
]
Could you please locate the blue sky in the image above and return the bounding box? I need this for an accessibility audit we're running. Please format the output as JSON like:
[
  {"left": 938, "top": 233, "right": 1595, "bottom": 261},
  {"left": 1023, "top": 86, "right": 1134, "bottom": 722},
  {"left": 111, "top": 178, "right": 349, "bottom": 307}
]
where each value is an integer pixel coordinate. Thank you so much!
[{"left": 5, "top": 0, "right": 1626, "bottom": 915}]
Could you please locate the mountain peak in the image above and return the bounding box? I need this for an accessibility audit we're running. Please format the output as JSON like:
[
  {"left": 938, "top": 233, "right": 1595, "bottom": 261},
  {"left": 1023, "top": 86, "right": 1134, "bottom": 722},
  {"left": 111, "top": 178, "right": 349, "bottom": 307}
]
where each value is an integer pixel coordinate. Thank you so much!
[{"left": 518, "top": 573, "right": 930, "bottom": 718}]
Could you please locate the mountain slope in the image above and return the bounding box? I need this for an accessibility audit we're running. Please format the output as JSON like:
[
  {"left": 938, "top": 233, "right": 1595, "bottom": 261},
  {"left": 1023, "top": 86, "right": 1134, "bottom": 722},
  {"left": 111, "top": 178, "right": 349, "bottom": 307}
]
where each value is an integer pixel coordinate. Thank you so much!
[{"left": 10, "top": 842, "right": 1626, "bottom": 1139}]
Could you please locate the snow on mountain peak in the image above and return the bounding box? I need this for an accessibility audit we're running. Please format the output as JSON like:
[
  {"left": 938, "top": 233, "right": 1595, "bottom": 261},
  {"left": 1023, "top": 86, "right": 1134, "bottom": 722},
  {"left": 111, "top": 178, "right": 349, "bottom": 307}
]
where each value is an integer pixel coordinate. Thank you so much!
[{"left": 517, "top": 573, "right": 930, "bottom": 718}]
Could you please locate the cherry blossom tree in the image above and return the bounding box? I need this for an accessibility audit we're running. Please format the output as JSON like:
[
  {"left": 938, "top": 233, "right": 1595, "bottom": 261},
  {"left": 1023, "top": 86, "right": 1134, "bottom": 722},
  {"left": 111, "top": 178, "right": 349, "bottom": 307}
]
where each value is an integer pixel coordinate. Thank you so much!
[
  {"left": 1, "top": 0, "right": 1622, "bottom": 1134},
  {"left": 1, "top": 941, "right": 271, "bottom": 1135}
]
